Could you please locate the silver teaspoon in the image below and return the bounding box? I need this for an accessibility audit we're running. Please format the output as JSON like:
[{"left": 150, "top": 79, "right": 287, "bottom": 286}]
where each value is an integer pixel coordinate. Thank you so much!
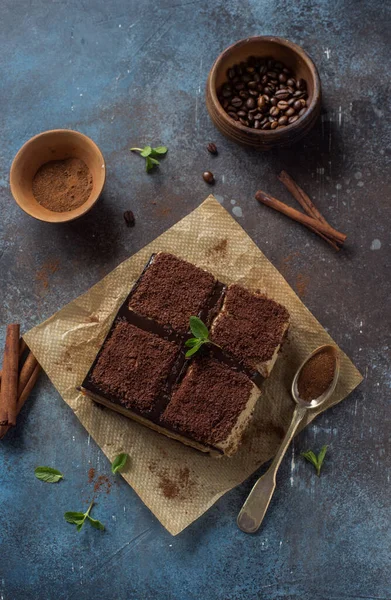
[{"left": 237, "top": 344, "right": 340, "bottom": 534}]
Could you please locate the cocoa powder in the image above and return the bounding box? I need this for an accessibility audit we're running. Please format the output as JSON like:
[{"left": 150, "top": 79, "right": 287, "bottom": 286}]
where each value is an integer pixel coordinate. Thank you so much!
[
  {"left": 32, "top": 157, "right": 93, "bottom": 212},
  {"left": 298, "top": 349, "right": 336, "bottom": 401}
]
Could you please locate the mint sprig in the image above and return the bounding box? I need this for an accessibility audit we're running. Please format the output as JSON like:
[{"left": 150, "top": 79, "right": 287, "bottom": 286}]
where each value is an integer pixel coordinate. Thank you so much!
[
  {"left": 185, "top": 316, "right": 219, "bottom": 358},
  {"left": 64, "top": 501, "right": 105, "bottom": 532},
  {"left": 301, "top": 445, "right": 328, "bottom": 477},
  {"left": 130, "top": 145, "right": 168, "bottom": 172}
]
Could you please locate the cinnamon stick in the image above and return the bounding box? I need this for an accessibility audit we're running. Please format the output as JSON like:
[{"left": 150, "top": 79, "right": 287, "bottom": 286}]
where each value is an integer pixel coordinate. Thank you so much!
[
  {"left": 255, "top": 190, "right": 347, "bottom": 245},
  {"left": 0, "top": 324, "right": 20, "bottom": 426},
  {"left": 0, "top": 363, "right": 41, "bottom": 439},
  {"left": 17, "top": 351, "right": 38, "bottom": 397},
  {"left": 0, "top": 338, "right": 27, "bottom": 383},
  {"left": 278, "top": 171, "right": 340, "bottom": 251}
]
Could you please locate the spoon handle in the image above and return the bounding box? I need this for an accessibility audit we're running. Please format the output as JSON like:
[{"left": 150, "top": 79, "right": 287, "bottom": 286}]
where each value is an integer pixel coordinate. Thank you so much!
[{"left": 237, "top": 405, "right": 307, "bottom": 533}]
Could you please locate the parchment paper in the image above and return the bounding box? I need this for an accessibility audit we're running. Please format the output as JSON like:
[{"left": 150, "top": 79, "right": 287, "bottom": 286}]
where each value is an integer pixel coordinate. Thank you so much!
[{"left": 24, "top": 196, "right": 362, "bottom": 535}]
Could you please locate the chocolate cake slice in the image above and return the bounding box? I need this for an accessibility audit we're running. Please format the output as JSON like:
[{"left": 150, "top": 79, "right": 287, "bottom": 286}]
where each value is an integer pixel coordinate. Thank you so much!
[
  {"left": 210, "top": 284, "right": 290, "bottom": 377},
  {"left": 129, "top": 252, "right": 216, "bottom": 333},
  {"left": 162, "top": 357, "right": 260, "bottom": 456},
  {"left": 89, "top": 320, "right": 179, "bottom": 414}
]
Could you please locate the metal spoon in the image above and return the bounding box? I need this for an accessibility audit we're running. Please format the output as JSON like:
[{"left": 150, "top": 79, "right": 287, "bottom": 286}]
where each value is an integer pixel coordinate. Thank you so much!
[{"left": 237, "top": 344, "right": 340, "bottom": 534}]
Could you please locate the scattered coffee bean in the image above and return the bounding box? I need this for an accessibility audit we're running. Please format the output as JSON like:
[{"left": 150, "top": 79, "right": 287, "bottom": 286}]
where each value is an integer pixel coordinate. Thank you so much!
[
  {"left": 218, "top": 56, "right": 309, "bottom": 130},
  {"left": 123, "top": 210, "right": 135, "bottom": 227},
  {"left": 202, "top": 171, "right": 214, "bottom": 184},
  {"left": 207, "top": 142, "right": 218, "bottom": 155}
]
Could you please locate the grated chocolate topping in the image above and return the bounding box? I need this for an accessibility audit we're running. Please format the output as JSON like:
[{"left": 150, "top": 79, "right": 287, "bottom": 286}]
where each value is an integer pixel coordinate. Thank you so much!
[
  {"left": 162, "top": 357, "right": 253, "bottom": 445},
  {"left": 129, "top": 253, "right": 216, "bottom": 333},
  {"left": 90, "top": 320, "right": 179, "bottom": 413},
  {"left": 210, "top": 284, "right": 289, "bottom": 367}
]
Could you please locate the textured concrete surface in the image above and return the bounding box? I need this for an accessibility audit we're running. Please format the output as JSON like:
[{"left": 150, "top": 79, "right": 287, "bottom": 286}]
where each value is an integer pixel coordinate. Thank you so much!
[{"left": 0, "top": 1, "right": 390, "bottom": 599}]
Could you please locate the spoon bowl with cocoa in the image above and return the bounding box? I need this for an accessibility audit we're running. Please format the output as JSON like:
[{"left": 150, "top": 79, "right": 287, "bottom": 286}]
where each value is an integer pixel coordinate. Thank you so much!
[{"left": 237, "top": 344, "right": 339, "bottom": 534}]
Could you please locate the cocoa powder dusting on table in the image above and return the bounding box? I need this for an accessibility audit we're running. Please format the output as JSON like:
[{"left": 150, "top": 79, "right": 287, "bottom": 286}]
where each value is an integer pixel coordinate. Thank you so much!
[
  {"left": 32, "top": 158, "right": 93, "bottom": 212},
  {"left": 298, "top": 349, "right": 336, "bottom": 401},
  {"left": 93, "top": 474, "right": 112, "bottom": 495},
  {"left": 88, "top": 467, "right": 95, "bottom": 483},
  {"left": 149, "top": 463, "right": 195, "bottom": 500}
]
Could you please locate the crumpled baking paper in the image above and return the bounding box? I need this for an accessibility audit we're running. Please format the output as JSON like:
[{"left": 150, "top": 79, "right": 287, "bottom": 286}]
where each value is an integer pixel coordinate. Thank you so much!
[{"left": 24, "top": 196, "right": 362, "bottom": 535}]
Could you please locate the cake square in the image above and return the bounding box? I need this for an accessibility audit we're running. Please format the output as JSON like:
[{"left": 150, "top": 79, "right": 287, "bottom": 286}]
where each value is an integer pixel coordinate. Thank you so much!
[
  {"left": 89, "top": 319, "right": 179, "bottom": 414},
  {"left": 161, "top": 356, "right": 260, "bottom": 455},
  {"left": 210, "top": 284, "right": 290, "bottom": 377},
  {"left": 128, "top": 252, "right": 216, "bottom": 333}
]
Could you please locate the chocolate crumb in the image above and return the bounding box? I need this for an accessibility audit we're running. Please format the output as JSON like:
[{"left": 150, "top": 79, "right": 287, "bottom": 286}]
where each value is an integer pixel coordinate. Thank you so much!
[{"left": 88, "top": 467, "right": 95, "bottom": 483}]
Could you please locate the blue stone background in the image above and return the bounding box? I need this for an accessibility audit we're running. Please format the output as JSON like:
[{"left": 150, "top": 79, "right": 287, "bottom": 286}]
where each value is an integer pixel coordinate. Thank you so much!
[{"left": 0, "top": 1, "right": 390, "bottom": 599}]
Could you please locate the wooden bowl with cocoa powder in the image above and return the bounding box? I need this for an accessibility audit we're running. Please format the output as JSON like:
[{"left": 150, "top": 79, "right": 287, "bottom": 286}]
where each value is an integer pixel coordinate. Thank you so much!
[
  {"left": 10, "top": 129, "right": 106, "bottom": 223},
  {"left": 206, "top": 36, "right": 322, "bottom": 151}
]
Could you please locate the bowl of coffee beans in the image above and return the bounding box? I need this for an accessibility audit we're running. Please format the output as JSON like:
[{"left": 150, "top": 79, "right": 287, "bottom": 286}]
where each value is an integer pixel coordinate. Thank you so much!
[{"left": 206, "top": 36, "right": 321, "bottom": 150}]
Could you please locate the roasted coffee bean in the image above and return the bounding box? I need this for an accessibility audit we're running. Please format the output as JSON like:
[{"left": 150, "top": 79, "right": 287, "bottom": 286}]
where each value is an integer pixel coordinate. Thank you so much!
[
  {"left": 239, "top": 117, "right": 249, "bottom": 126},
  {"left": 288, "top": 115, "right": 299, "bottom": 124},
  {"left": 288, "top": 97, "right": 296, "bottom": 106},
  {"left": 259, "top": 65, "right": 267, "bottom": 75},
  {"left": 227, "top": 111, "right": 238, "bottom": 120},
  {"left": 278, "top": 73, "right": 287, "bottom": 83},
  {"left": 227, "top": 68, "right": 235, "bottom": 80},
  {"left": 207, "top": 142, "right": 218, "bottom": 155},
  {"left": 248, "top": 80, "right": 258, "bottom": 89},
  {"left": 234, "top": 82, "right": 245, "bottom": 91},
  {"left": 270, "top": 106, "right": 280, "bottom": 117},
  {"left": 246, "top": 66, "right": 255, "bottom": 73},
  {"left": 267, "top": 71, "right": 278, "bottom": 79},
  {"left": 270, "top": 121, "right": 279, "bottom": 129},
  {"left": 293, "top": 99, "right": 304, "bottom": 111},
  {"left": 261, "top": 121, "right": 271, "bottom": 130},
  {"left": 253, "top": 73, "right": 261, "bottom": 82},
  {"left": 257, "top": 95, "right": 268, "bottom": 109},
  {"left": 278, "top": 115, "right": 288, "bottom": 126},
  {"left": 247, "top": 113, "right": 254, "bottom": 122},
  {"left": 275, "top": 89, "right": 290, "bottom": 99},
  {"left": 253, "top": 120, "right": 261, "bottom": 129},
  {"left": 270, "top": 97, "right": 278, "bottom": 106},
  {"left": 237, "top": 110, "right": 247, "bottom": 117},
  {"left": 123, "top": 210, "right": 135, "bottom": 227},
  {"left": 249, "top": 89, "right": 259, "bottom": 97},
  {"left": 282, "top": 67, "right": 290, "bottom": 74},
  {"left": 293, "top": 90, "right": 305, "bottom": 98},
  {"left": 261, "top": 74, "right": 269, "bottom": 85},
  {"left": 222, "top": 89, "right": 232, "bottom": 98},
  {"left": 246, "top": 97, "right": 256, "bottom": 109},
  {"left": 286, "top": 86, "right": 295, "bottom": 94},
  {"left": 221, "top": 98, "right": 229, "bottom": 109},
  {"left": 296, "top": 78, "right": 306, "bottom": 90},
  {"left": 203, "top": 171, "right": 214, "bottom": 184},
  {"left": 260, "top": 117, "right": 268, "bottom": 126},
  {"left": 285, "top": 107, "right": 296, "bottom": 117},
  {"left": 277, "top": 100, "right": 289, "bottom": 110},
  {"left": 253, "top": 113, "right": 263, "bottom": 120},
  {"left": 226, "top": 105, "right": 237, "bottom": 112},
  {"left": 239, "top": 90, "right": 249, "bottom": 99},
  {"left": 263, "top": 86, "right": 274, "bottom": 96},
  {"left": 242, "top": 74, "right": 252, "bottom": 83},
  {"left": 299, "top": 107, "right": 307, "bottom": 116},
  {"left": 231, "top": 97, "right": 242, "bottom": 107},
  {"left": 287, "top": 78, "right": 296, "bottom": 88},
  {"left": 268, "top": 115, "right": 276, "bottom": 122}
]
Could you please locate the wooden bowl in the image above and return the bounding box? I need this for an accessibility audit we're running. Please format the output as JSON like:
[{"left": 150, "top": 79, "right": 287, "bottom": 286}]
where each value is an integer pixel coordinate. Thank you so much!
[
  {"left": 10, "top": 129, "right": 106, "bottom": 223},
  {"left": 206, "top": 36, "right": 322, "bottom": 151}
]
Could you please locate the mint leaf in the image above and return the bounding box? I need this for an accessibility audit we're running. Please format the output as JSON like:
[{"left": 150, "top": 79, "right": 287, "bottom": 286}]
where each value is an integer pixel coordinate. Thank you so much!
[
  {"left": 185, "top": 337, "right": 200, "bottom": 348},
  {"left": 189, "top": 316, "right": 209, "bottom": 339},
  {"left": 152, "top": 146, "right": 168, "bottom": 155},
  {"left": 35, "top": 466, "right": 63, "bottom": 483},
  {"left": 64, "top": 501, "right": 104, "bottom": 532},
  {"left": 301, "top": 446, "right": 328, "bottom": 477},
  {"left": 145, "top": 156, "right": 160, "bottom": 172},
  {"left": 140, "top": 146, "right": 152, "bottom": 157},
  {"left": 185, "top": 341, "right": 203, "bottom": 358},
  {"left": 88, "top": 516, "right": 105, "bottom": 530},
  {"left": 111, "top": 453, "right": 129, "bottom": 474}
]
